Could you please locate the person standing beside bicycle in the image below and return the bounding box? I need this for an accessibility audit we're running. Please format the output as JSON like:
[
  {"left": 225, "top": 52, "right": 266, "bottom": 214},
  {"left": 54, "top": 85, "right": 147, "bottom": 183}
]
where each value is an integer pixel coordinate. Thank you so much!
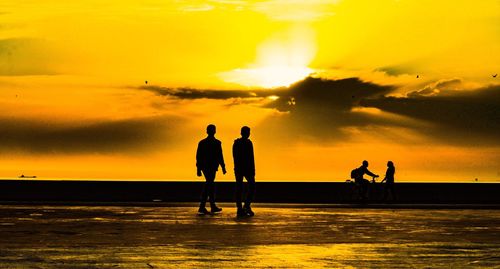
[{"left": 381, "top": 161, "right": 396, "bottom": 201}]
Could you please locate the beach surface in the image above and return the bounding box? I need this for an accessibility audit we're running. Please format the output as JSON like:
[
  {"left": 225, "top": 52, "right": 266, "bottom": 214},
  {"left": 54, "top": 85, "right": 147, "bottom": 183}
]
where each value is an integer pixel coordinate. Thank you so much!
[{"left": 0, "top": 204, "right": 499, "bottom": 268}]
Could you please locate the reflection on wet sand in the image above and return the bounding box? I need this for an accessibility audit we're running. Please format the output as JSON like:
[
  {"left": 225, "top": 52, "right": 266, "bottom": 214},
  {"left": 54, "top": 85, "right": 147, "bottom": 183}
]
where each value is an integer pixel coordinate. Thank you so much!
[{"left": 0, "top": 205, "right": 499, "bottom": 268}]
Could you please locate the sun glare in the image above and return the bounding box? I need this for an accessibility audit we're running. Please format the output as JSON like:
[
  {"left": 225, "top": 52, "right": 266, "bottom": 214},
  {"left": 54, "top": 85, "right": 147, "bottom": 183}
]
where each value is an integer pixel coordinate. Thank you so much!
[{"left": 220, "top": 25, "right": 316, "bottom": 88}]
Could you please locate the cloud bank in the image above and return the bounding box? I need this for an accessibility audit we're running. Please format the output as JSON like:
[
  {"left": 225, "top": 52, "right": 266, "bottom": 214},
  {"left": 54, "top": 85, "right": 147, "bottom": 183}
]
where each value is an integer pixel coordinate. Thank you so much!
[
  {"left": 362, "top": 84, "right": 500, "bottom": 145},
  {"left": 0, "top": 115, "right": 183, "bottom": 154},
  {"left": 2, "top": 76, "right": 497, "bottom": 155},
  {"left": 142, "top": 77, "right": 500, "bottom": 145}
]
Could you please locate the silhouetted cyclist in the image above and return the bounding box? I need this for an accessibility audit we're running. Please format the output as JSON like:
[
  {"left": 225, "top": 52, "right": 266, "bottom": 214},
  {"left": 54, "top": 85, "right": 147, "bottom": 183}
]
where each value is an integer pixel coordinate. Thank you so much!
[
  {"left": 353, "top": 160, "right": 379, "bottom": 200},
  {"left": 381, "top": 161, "right": 396, "bottom": 201},
  {"left": 196, "top": 124, "right": 226, "bottom": 215},
  {"left": 233, "top": 126, "right": 256, "bottom": 217}
]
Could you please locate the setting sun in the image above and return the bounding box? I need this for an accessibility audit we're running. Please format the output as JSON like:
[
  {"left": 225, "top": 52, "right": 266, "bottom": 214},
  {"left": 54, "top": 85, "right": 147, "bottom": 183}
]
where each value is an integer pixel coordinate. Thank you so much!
[{"left": 220, "top": 24, "right": 316, "bottom": 88}]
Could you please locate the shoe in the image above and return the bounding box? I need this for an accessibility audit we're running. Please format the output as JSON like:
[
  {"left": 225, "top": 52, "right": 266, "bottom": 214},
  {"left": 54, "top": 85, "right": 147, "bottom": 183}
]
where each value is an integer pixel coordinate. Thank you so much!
[
  {"left": 198, "top": 207, "right": 210, "bottom": 215},
  {"left": 237, "top": 208, "right": 247, "bottom": 217},
  {"left": 210, "top": 206, "right": 222, "bottom": 214},
  {"left": 244, "top": 207, "right": 254, "bottom": 217}
]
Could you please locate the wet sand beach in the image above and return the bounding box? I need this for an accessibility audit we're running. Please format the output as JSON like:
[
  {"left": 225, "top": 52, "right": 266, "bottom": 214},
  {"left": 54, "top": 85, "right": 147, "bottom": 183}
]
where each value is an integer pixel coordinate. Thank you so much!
[{"left": 0, "top": 204, "right": 499, "bottom": 268}]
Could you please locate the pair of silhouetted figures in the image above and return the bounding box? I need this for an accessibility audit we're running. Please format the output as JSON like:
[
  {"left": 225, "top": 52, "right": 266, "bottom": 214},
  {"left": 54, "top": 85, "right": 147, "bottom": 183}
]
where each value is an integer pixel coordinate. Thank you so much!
[
  {"left": 196, "top": 124, "right": 255, "bottom": 217},
  {"left": 351, "top": 160, "right": 396, "bottom": 201}
]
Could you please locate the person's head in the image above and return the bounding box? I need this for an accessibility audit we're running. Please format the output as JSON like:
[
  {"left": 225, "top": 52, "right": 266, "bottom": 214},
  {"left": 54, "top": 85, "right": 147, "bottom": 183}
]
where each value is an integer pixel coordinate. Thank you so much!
[
  {"left": 362, "top": 160, "right": 369, "bottom": 167},
  {"left": 387, "top": 161, "right": 394, "bottom": 167},
  {"left": 241, "top": 126, "right": 251, "bottom": 139},
  {"left": 206, "top": 124, "right": 216, "bottom": 136}
]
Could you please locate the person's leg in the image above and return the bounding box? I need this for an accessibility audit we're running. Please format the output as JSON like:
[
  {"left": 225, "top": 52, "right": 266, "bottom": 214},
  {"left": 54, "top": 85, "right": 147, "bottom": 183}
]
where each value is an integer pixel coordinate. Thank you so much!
[
  {"left": 235, "top": 174, "right": 244, "bottom": 210},
  {"left": 198, "top": 171, "right": 212, "bottom": 212},
  {"left": 204, "top": 170, "right": 217, "bottom": 209},
  {"left": 200, "top": 170, "right": 216, "bottom": 208},
  {"left": 389, "top": 183, "right": 396, "bottom": 201},
  {"left": 244, "top": 175, "right": 255, "bottom": 209},
  {"left": 361, "top": 179, "right": 369, "bottom": 199},
  {"left": 199, "top": 173, "right": 208, "bottom": 209},
  {"left": 354, "top": 178, "right": 362, "bottom": 200},
  {"left": 199, "top": 184, "right": 207, "bottom": 209},
  {"left": 382, "top": 183, "right": 389, "bottom": 201}
]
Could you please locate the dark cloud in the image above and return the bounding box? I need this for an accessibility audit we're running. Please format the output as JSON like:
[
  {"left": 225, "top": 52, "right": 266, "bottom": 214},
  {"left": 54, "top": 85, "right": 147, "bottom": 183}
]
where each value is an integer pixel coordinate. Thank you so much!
[
  {"left": 258, "top": 77, "right": 406, "bottom": 141},
  {"left": 267, "top": 77, "right": 392, "bottom": 111},
  {"left": 362, "top": 85, "right": 500, "bottom": 145},
  {"left": 139, "top": 77, "right": 500, "bottom": 145},
  {"left": 140, "top": 85, "right": 278, "bottom": 100},
  {"left": 141, "top": 76, "right": 392, "bottom": 108},
  {"left": 140, "top": 77, "right": 406, "bottom": 142},
  {"left": 0, "top": 116, "right": 183, "bottom": 154},
  {"left": 0, "top": 38, "right": 58, "bottom": 76},
  {"left": 262, "top": 78, "right": 499, "bottom": 146},
  {"left": 141, "top": 77, "right": 412, "bottom": 141}
]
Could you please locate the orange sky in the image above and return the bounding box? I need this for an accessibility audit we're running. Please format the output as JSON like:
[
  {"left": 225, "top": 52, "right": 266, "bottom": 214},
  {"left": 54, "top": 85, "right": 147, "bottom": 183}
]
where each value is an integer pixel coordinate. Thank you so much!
[{"left": 0, "top": 0, "right": 499, "bottom": 182}]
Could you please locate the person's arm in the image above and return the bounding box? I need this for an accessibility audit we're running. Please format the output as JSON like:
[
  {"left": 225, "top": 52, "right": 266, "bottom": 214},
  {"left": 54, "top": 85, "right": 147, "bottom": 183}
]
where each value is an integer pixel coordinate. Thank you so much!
[
  {"left": 219, "top": 142, "right": 226, "bottom": 174},
  {"left": 232, "top": 141, "right": 238, "bottom": 171},
  {"left": 365, "top": 168, "right": 378, "bottom": 178},
  {"left": 250, "top": 141, "right": 255, "bottom": 176},
  {"left": 196, "top": 142, "right": 202, "bottom": 177}
]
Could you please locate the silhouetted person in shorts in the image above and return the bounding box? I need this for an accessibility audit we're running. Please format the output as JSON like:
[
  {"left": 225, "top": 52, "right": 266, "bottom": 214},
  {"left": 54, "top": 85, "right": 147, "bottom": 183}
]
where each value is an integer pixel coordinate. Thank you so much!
[
  {"left": 196, "top": 124, "right": 226, "bottom": 215},
  {"left": 381, "top": 161, "right": 396, "bottom": 201},
  {"left": 233, "top": 126, "right": 256, "bottom": 217},
  {"left": 353, "top": 160, "right": 379, "bottom": 200}
]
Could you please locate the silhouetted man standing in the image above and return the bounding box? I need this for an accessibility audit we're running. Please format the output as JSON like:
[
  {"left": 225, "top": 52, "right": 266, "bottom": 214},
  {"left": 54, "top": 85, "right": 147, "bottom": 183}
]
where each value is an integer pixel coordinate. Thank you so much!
[
  {"left": 196, "top": 124, "right": 226, "bottom": 215},
  {"left": 233, "top": 126, "right": 256, "bottom": 217}
]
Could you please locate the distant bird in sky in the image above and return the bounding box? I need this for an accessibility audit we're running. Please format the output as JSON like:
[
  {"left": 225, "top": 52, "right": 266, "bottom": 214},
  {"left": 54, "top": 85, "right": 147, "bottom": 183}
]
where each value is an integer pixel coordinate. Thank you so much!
[
  {"left": 416, "top": 75, "right": 419, "bottom": 78},
  {"left": 493, "top": 74, "right": 497, "bottom": 78},
  {"left": 145, "top": 80, "right": 148, "bottom": 84}
]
